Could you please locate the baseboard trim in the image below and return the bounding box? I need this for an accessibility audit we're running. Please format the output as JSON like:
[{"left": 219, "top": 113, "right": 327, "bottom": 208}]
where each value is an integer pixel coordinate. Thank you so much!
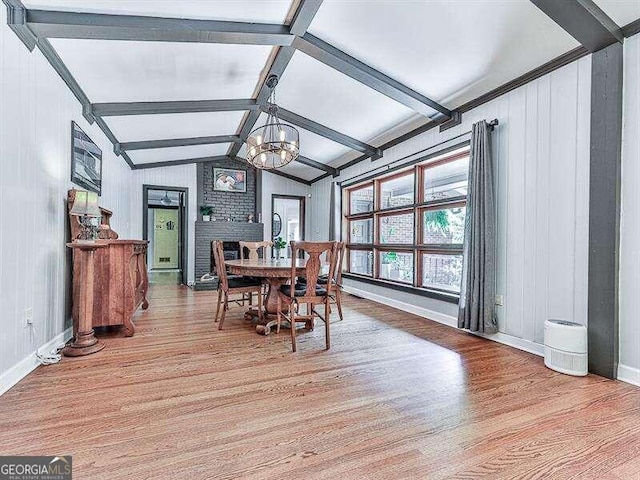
[
  {"left": 0, "top": 327, "right": 73, "bottom": 397},
  {"left": 343, "top": 286, "right": 545, "bottom": 357},
  {"left": 617, "top": 364, "right": 640, "bottom": 387},
  {"left": 343, "top": 285, "right": 458, "bottom": 328}
]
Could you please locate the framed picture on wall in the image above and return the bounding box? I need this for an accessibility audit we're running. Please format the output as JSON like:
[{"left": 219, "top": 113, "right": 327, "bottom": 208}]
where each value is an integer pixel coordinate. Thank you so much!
[
  {"left": 213, "top": 168, "right": 246, "bottom": 192},
  {"left": 71, "top": 121, "right": 102, "bottom": 195}
]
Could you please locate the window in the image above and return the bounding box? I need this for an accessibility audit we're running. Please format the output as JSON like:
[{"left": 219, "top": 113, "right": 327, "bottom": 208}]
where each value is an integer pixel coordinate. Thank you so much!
[
  {"left": 349, "top": 249, "right": 374, "bottom": 276},
  {"left": 379, "top": 172, "right": 414, "bottom": 209},
  {"left": 343, "top": 147, "right": 469, "bottom": 296},
  {"left": 349, "top": 183, "right": 374, "bottom": 214},
  {"left": 379, "top": 212, "right": 413, "bottom": 244},
  {"left": 379, "top": 251, "right": 414, "bottom": 283},
  {"left": 349, "top": 218, "right": 373, "bottom": 244}
]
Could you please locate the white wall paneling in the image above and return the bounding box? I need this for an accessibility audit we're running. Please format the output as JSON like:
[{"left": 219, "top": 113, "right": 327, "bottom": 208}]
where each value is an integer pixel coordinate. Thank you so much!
[
  {"left": 619, "top": 33, "right": 640, "bottom": 386},
  {"left": 0, "top": 7, "right": 132, "bottom": 394},
  {"left": 311, "top": 56, "right": 592, "bottom": 358}
]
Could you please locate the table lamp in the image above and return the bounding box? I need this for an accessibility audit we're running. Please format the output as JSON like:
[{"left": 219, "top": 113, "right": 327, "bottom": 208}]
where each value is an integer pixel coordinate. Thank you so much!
[{"left": 70, "top": 190, "right": 102, "bottom": 243}]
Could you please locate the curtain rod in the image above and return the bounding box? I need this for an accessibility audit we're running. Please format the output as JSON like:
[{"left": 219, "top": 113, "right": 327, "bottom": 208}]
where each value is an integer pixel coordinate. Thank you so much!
[{"left": 341, "top": 118, "right": 499, "bottom": 186}]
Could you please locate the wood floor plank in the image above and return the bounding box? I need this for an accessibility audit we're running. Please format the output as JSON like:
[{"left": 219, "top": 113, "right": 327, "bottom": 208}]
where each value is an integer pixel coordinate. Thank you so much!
[{"left": 0, "top": 286, "right": 638, "bottom": 479}]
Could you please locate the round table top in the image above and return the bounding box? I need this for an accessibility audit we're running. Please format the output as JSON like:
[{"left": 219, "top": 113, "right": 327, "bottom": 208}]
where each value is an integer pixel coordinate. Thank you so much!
[{"left": 226, "top": 258, "right": 307, "bottom": 278}]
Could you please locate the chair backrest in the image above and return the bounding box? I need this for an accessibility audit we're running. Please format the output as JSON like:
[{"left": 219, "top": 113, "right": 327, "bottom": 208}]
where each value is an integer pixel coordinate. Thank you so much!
[
  {"left": 335, "top": 242, "right": 346, "bottom": 286},
  {"left": 240, "top": 240, "right": 272, "bottom": 260},
  {"left": 212, "top": 241, "right": 228, "bottom": 291},
  {"left": 288, "top": 241, "right": 338, "bottom": 299}
]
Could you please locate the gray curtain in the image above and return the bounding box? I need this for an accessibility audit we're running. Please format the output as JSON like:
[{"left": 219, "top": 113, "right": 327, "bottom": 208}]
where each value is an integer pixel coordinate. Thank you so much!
[
  {"left": 329, "top": 181, "right": 341, "bottom": 241},
  {"left": 458, "top": 120, "right": 498, "bottom": 333}
]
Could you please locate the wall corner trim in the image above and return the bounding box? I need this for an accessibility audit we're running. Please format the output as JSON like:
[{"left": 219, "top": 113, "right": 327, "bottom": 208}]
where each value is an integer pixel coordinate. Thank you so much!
[{"left": 0, "top": 327, "right": 73, "bottom": 397}]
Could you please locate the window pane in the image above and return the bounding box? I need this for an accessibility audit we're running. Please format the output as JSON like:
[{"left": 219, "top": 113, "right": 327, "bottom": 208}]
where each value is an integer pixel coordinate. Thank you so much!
[
  {"left": 380, "top": 251, "right": 414, "bottom": 283},
  {"left": 349, "top": 250, "right": 373, "bottom": 276},
  {"left": 379, "top": 213, "right": 414, "bottom": 244},
  {"left": 422, "top": 207, "right": 466, "bottom": 244},
  {"left": 424, "top": 157, "right": 469, "bottom": 202},
  {"left": 380, "top": 173, "right": 415, "bottom": 209},
  {"left": 349, "top": 218, "right": 373, "bottom": 244},
  {"left": 421, "top": 253, "right": 463, "bottom": 292},
  {"left": 350, "top": 185, "right": 373, "bottom": 214}
]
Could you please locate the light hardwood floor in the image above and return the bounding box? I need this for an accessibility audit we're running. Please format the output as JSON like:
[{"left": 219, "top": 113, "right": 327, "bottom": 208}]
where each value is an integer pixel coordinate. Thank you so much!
[{"left": 1, "top": 286, "right": 639, "bottom": 479}]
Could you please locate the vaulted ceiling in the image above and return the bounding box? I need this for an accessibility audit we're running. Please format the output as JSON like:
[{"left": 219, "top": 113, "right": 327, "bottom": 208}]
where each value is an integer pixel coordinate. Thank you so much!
[{"left": 9, "top": 0, "right": 640, "bottom": 182}]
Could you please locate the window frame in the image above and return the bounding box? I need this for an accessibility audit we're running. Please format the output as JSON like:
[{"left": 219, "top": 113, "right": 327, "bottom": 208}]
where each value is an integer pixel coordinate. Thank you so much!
[{"left": 342, "top": 145, "right": 470, "bottom": 301}]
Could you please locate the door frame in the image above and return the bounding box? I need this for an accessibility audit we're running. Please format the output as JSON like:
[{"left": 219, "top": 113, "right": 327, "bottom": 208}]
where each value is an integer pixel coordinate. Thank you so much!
[
  {"left": 271, "top": 194, "right": 305, "bottom": 257},
  {"left": 142, "top": 184, "right": 189, "bottom": 285}
]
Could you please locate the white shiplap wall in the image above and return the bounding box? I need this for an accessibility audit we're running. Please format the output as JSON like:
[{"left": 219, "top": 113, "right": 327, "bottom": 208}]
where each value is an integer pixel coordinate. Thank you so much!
[
  {"left": 129, "top": 165, "right": 198, "bottom": 283},
  {"left": 619, "top": 33, "right": 640, "bottom": 386},
  {"left": 312, "top": 56, "right": 592, "bottom": 355},
  {"left": 0, "top": 8, "right": 132, "bottom": 394}
]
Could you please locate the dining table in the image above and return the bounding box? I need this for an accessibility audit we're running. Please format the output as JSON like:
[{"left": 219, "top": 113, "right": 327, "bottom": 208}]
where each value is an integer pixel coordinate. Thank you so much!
[{"left": 226, "top": 258, "right": 313, "bottom": 335}]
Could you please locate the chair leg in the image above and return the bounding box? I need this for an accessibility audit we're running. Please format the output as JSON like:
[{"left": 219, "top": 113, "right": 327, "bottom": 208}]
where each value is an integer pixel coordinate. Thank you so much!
[
  {"left": 335, "top": 288, "right": 344, "bottom": 321},
  {"left": 257, "top": 289, "right": 263, "bottom": 322},
  {"left": 218, "top": 292, "right": 228, "bottom": 330},
  {"left": 215, "top": 289, "right": 222, "bottom": 323},
  {"left": 290, "top": 302, "right": 297, "bottom": 352},
  {"left": 276, "top": 295, "right": 282, "bottom": 334},
  {"left": 248, "top": 292, "right": 253, "bottom": 306},
  {"left": 325, "top": 298, "right": 331, "bottom": 350}
]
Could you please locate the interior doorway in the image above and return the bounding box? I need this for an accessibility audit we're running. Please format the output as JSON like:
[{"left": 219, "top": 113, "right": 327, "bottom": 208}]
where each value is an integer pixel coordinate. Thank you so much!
[
  {"left": 271, "top": 194, "right": 305, "bottom": 258},
  {"left": 143, "top": 185, "right": 188, "bottom": 285}
]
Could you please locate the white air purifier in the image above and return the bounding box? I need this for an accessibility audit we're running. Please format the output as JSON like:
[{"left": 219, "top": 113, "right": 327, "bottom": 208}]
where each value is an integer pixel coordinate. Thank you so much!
[{"left": 544, "top": 319, "right": 588, "bottom": 376}]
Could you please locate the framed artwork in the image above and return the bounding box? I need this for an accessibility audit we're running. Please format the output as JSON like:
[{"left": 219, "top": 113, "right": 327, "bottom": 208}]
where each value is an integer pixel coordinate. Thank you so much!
[
  {"left": 214, "top": 168, "right": 246, "bottom": 192},
  {"left": 71, "top": 121, "right": 102, "bottom": 195}
]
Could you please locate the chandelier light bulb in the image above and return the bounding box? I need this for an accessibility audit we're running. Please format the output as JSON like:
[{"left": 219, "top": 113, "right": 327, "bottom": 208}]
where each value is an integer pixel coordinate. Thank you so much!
[
  {"left": 280, "top": 149, "right": 286, "bottom": 160},
  {"left": 256, "top": 135, "right": 262, "bottom": 146},
  {"left": 279, "top": 129, "right": 286, "bottom": 141}
]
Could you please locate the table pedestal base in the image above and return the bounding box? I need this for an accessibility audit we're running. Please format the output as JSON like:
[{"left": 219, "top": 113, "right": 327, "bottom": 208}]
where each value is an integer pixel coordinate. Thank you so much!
[{"left": 244, "top": 308, "right": 315, "bottom": 335}]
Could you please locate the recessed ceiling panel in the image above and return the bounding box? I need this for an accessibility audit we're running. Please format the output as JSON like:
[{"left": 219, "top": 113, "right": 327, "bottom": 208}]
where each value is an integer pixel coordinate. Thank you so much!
[
  {"left": 104, "top": 111, "right": 244, "bottom": 142},
  {"left": 50, "top": 39, "right": 272, "bottom": 102},
  {"left": 23, "top": 0, "right": 293, "bottom": 23},
  {"left": 593, "top": 0, "right": 640, "bottom": 26},
  {"left": 244, "top": 113, "right": 352, "bottom": 164},
  {"left": 128, "top": 143, "right": 231, "bottom": 164},
  {"left": 308, "top": 0, "right": 579, "bottom": 108},
  {"left": 277, "top": 51, "right": 415, "bottom": 142},
  {"left": 278, "top": 162, "right": 318, "bottom": 182}
]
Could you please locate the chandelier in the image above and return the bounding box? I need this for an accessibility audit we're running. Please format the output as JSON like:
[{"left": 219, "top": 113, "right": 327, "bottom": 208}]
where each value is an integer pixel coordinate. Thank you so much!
[{"left": 246, "top": 75, "right": 299, "bottom": 170}]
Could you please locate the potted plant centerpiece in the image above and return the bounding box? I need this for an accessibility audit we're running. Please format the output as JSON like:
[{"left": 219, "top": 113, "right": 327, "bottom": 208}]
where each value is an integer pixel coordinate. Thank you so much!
[
  {"left": 273, "top": 237, "right": 287, "bottom": 259},
  {"left": 200, "top": 205, "right": 214, "bottom": 222}
]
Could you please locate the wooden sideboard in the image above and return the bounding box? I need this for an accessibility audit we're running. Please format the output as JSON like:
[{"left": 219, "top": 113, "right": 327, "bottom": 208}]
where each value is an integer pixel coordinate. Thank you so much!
[{"left": 68, "top": 190, "right": 149, "bottom": 336}]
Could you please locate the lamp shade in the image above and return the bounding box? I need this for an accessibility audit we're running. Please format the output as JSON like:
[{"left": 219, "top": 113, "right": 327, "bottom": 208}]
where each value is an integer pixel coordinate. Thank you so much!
[{"left": 70, "top": 190, "right": 101, "bottom": 217}]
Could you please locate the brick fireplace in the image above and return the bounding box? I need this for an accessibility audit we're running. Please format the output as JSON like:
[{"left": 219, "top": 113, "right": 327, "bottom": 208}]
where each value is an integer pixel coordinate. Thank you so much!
[{"left": 194, "top": 221, "right": 264, "bottom": 290}]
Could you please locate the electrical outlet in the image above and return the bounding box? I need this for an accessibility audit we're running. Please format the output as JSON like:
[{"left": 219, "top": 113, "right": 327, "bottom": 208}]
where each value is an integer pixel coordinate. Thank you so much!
[
  {"left": 24, "top": 307, "right": 33, "bottom": 327},
  {"left": 495, "top": 295, "right": 504, "bottom": 306}
]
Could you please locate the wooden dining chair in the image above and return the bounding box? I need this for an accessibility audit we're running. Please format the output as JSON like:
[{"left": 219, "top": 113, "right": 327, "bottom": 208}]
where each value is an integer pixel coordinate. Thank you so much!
[
  {"left": 318, "top": 241, "right": 345, "bottom": 321},
  {"left": 213, "top": 241, "right": 263, "bottom": 330},
  {"left": 240, "top": 240, "right": 273, "bottom": 260},
  {"left": 276, "top": 241, "right": 338, "bottom": 352},
  {"left": 239, "top": 240, "right": 272, "bottom": 303}
]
